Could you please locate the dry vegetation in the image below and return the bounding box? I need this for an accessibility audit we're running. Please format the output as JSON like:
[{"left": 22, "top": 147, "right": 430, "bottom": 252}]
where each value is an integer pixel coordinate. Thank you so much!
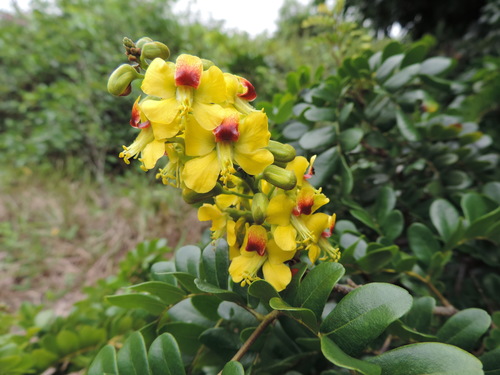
[{"left": 0, "top": 165, "right": 207, "bottom": 314}]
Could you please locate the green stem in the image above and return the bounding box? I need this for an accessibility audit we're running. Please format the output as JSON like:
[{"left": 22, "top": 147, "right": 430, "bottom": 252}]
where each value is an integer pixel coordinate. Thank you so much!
[{"left": 218, "top": 310, "right": 281, "bottom": 373}]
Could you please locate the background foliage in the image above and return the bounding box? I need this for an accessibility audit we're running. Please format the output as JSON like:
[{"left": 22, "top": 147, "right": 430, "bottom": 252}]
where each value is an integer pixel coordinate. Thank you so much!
[{"left": 1, "top": 0, "right": 499, "bottom": 374}]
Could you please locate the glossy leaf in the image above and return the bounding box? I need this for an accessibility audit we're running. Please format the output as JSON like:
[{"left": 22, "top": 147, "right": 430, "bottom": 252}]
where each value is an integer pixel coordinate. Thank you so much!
[
  {"left": 248, "top": 279, "right": 280, "bottom": 308},
  {"left": 396, "top": 108, "right": 420, "bottom": 141},
  {"left": 294, "top": 262, "right": 345, "bottom": 319},
  {"left": 299, "top": 126, "right": 336, "bottom": 150},
  {"left": 174, "top": 245, "right": 201, "bottom": 277},
  {"left": 282, "top": 121, "right": 309, "bottom": 140},
  {"left": 161, "top": 322, "right": 206, "bottom": 356},
  {"left": 269, "top": 297, "right": 319, "bottom": 332},
  {"left": 148, "top": 333, "right": 186, "bottom": 375},
  {"left": 129, "top": 281, "right": 186, "bottom": 305},
  {"left": 408, "top": 223, "right": 441, "bottom": 264},
  {"left": 357, "top": 246, "right": 398, "bottom": 273},
  {"left": 106, "top": 294, "right": 166, "bottom": 315},
  {"left": 221, "top": 361, "right": 245, "bottom": 375},
  {"left": 339, "top": 155, "right": 353, "bottom": 195},
  {"left": 374, "top": 186, "right": 396, "bottom": 223},
  {"left": 376, "top": 54, "right": 404, "bottom": 81},
  {"left": 404, "top": 296, "right": 436, "bottom": 332},
  {"left": 339, "top": 128, "right": 364, "bottom": 151},
  {"left": 381, "top": 210, "right": 404, "bottom": 241},
  {"left": 437, "top": 308, "right": 492, "bottom": 351},
  {"left": 419, "top": 56, "right": 455, "bottom": 76},
  {"left": 304, "top": 107, "right": 336, "bottom": 122},
  {"left": 321, "top": 283, "right": 412, "bottom": 355},
  {"left": 384, "top": 63, "right": 420, "bottom": 91},
  {"left": 150, "top": 261, "right": 177, "bottom": 285},
  {"left": 429, "top": 199, "right": 460, "bottom": 243},
  {"left": 199, "top": 327, "right": 241, "bottom": 352},
  {"left": 87, "top": 345, "right": 118, "bottom": 375},
  {"left": 194, "top": 279, "right": 244, "bottom": 303},
  {"left": 461, "top": 193, "right": 494, "bottom": 223},
  {"left": 191, "top": 294, "right": 222, "bottom": 321},
  {"left": 117, "top": 332, "right": 151, "bottom": 375},
  {"left": 308, "top": 147, "right": 339, "bottom": 187},
  {"left": 339, "top": 102, "right": 354, "bottom": 125},
  {"left": 320, "top": 336, "right": 381, "bottom": 375},
  {"left": 367, "top": 343, "right": 483, "bottom": 375},
  {"left": 401, "top": 43, "right": 428, "bottom": 67}
]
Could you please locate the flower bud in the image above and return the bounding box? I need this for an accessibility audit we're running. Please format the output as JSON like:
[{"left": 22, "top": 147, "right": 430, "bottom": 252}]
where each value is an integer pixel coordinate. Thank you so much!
[
  {"left": 107, "top": 64, "right": 141, "bottom": 96},
  {"left": 141, "top": 41, "right": 170, "bottom": 61},
  {"left": 135, "top": 37, "right": 153, "bottom": 49},
  {"left": 251, "top": 193, "right": 269, "bottom": 225},
  {"left": 201, "top": 59, "right": 215, "bottom": 70},
  {"left": 262, "top": 165, "right": 297, "bottom": 191},
  {"left": 182, "top": 184, "right": 223, "bottom": 204},
  {"left": 266, "top": 140, "right": 296, "bottom": 163}
]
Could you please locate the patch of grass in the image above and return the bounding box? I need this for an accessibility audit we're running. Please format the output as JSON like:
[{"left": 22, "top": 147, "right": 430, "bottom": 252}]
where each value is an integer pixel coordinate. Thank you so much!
[{"left": 0, "top": 160, "right": 207, "bottom": 312}]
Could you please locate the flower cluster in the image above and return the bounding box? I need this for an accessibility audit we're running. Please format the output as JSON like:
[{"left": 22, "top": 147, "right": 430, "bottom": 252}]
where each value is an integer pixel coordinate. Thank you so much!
[{"left": 108, "top": 37, "right": 340, "bottom": 291}]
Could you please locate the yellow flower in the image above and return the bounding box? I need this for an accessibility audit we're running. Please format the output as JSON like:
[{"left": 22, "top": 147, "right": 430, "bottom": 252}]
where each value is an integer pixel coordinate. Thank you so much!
[
  {"left": 181, "top": 110, "right": 273, "bottom": 193},
  {"left": 140, "top": 55, "right": 227, "bottom": 137},
  {"left": 224, "top": 73, "right": 258, "bottom": 114},
  {"left": 119, "top": 122, "right": 166, "bottom": 170},
  {"left": 229, "top": 225, "right": 295, "bottom": 291}
]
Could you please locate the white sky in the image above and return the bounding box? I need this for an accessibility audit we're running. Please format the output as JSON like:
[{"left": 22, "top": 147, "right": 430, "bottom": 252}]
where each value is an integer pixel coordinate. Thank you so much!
[{"left": 2, "top": 0, "right": 311, "bottom": 37}]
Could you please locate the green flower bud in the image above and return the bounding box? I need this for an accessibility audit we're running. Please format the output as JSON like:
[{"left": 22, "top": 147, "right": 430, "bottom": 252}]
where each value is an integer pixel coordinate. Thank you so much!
[
  {"left": 201, "top": 59, "right": 214, "bottom": 70},
  {"left": 182, "top": 184, "right": 222, "bottom": 204},
  {"left": 266, "top": 140, "right": 296, "bottom": 163},
  {"left": 141, "top": 41, "right": 170, "bottom": 61},
  {"left": 107, "top": 64, "right": 141, "bottom": 96},
  {"left": 251, "top": 193, "right": 269, "bottom": 225},
  {"left": 262, "top": 165, "right": 297, "bottom": 190},
  {"left": 135, "top": 37, "right": 153, "bottom": 49}
]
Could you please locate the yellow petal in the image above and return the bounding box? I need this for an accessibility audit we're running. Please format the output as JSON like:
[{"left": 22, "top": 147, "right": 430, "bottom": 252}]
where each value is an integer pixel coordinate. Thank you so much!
[
  {"left": 267, "top": 194, "right": 294, "bottom": 226},
  {"left": 308, "top": 244, "right": 321, "bottom": 263},
  {"left": 223, "top": 73, "right": 239, "bottom": 103},
  {"left": 233, "top": 148, "right": 273, "bottom": 175},
  {"left": 141, "top": 97, "right": 180, "bottom": 125},
  {"left": 192, "top": 102, "right": 226, "bottom": 130},
  {"left": 273, "top": 225, "right": 297, "bottom": 251},
  {"left": 227, "top": 220, "right": 236, "bottom": 246},
  {"left": 196, "top": 66, "right": 226, "bottom": 104},
  {"left": 267, "top": 239, "right": 296, "bottom": 264},
  {"left": 151, "top": 119, "right": 181, "bottom": 140},
  {"left": 304, "top": 212, "right": 330, "bottom": 240},
  {"left": 141, "top": 139, "right": 165, "bottom": 169},
  {"left": 216, "top": 194, "right": 239, "bottom": 209},
  {"left": 286, "top": 156, "right": 309, "bottom": 186},
  {"left": 182, "top": 151, "right": 220, "bottom": 193},
  {"left": 198, "top": 203, "right": 222, "bottom": 222},
  {"left": 141, "top": 58, "right": 176, "bottom": 98},
  {"left": 262, "top": 261, "right": 292, "bottom": 292},
  {"left": 229, "top": 252, "right": 261, "bottom": 283},
  {"left": 185, "top": 116, "right": 215, "bottom": 156},
  {"left": 237, "top": 111, "right": 270, "bottom": 153}
]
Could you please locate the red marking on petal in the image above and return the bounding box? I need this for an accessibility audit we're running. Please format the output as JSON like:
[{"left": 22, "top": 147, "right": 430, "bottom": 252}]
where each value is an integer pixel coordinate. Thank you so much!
[
  {"left": 175, "top": 55, "right": 203, "bottom": 88},
  {"left": 130, "top": 102, "right": 151, "bottom": 129},
  {"left": 238, "top": 77, "right": 257, "bottom": 101},
  {"left": 246, "top": 228, "right": 267, "bottom": 256},
  {"left": 295, "top": 195, "right": 314, "bottom": 216},
  {"left": 213, "top": 115, "right": 240, "bottom": 143},
  {"left": 304, "top": 166, "right": 315, "bottom": 180}
]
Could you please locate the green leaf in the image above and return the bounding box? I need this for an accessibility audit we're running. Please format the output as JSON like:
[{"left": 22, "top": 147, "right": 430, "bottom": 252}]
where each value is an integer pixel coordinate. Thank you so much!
[
  {"left": 269, "top": 297, "right": 319, "bottom": 332},
  {"left": 129, "top": 281, "right": 186, "bottom": 305},
  {"left": 308, "top": 147, "right": 339, "bottom": 187},
  {"left": 401, "top": 43, "right": 428, "bottom": 67},
  {"left": 222, "top": 361, "right": 245, "bottom": 375},
  {"left": 304, "top": 107, "right": 336, "bottom": 122},
  {"left": 194, "top": 279, "right": 244, "bottom": 303},
  {"left": 383, "top": 64, "right": 420, "bottom": 91},
  {"left": 191, "top": 294, "right": 222, "bottom": 321},
  {"left": 248, "top": 279, "right": 280, "bottom": 308},
  {"left": 419, "top": 57, "right": 455, "bottom": 76},
  {"left": 461, "top": 193, "right": 494, "bottom": 223},
  {"left": 174, "top": 245, "right": 201, "bottom": 277},
  {"left": 148, "top": 333, "right": 186, "bottom": 375},
  {"left": 169, "top": 272, "right": 203, "bottom": 293},
  {"left": 367, "top": 343, "right": 483, "bottom": 375},
  {"left": 87, "top": 345, "right": 118, "bottom": 375},
  {"left": 381, "top": 210, "right": 404, "bottom": 241},
  {"left": 282, "top": 121, "right": 309, "bottom": 140},
  {"left": 408, "top": 223, "right": 441, "bottom": 264},
  {"left": 201, "top": 239, "right": 229, "bottom": 289},
  {"left": 481, "top": 347, "right": 500, "bottom": 375},
  {"left": 299, "top": 126, "right": 336, "bottom": 150},
  {"left": 374, "top": 186, "right": 396, "bottom": 223},
  {"left": 150, "top": 261, "right": 177, "bottom": 285},
  {"left": 161, "top": 322, "right": 206, "bottom": 356},
  {"left": 483, "top": 182, "right": 500, "bottom": 204},
  {"left": 274, "top": 97, "right": 295, "bottom": 124},
  {"left": 339, "top": 102, "right": 354, "bottom": 125},
  {"left": 339, "top": 128, "right": 363, "bottom": 151},
  {"left": 320, "top": 336, "right": 381, "bottom": 375},
  {"left": 294, "top": 262, "right": 345, "bottom": 319},
  {"left": 55, "top": 330, "right": 80, "bottom": 356},
  {"left": 340, "top": 155, "right": 353, "bottom": 195},
  {"left": 388, "top": 320, "right": 438, "bottom": 342},
  {"left": 199, "top": 327, "right": 241, "bottom": 352},
  {"left": 350, "top": 208, "right": 377, "bottom": 231},
  {"left": 357, "top": 246, "right": 398, "bottom": 273},
  {"left": 117, "top": 332, "right": 151, "bottom": 375},
  {"left": 218, "top": 302, "right": 259, "bottom": 329},
  {"left": 437, "top": 308, "right": 492, "bottom": 351},
  {"left": 106, "top": 294, "right": 166, "bottom": 315},
  {"left": 382, "top": 41, "right": 403, "bottom": 61},
  {"left": 429, "top": 199, "right": 460, "bottom": 243},
  {"left": 396, "top": 108, "right": 420, "bottom": 141},
  {"left": 404, "top": 296, "right": 436, "bottom": 332},
  {"left": 376, "top": 54, "right": 404, "bottom": 81},
  {"left": 321, "top": 283, "right": 412, "bottom": 355}
]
